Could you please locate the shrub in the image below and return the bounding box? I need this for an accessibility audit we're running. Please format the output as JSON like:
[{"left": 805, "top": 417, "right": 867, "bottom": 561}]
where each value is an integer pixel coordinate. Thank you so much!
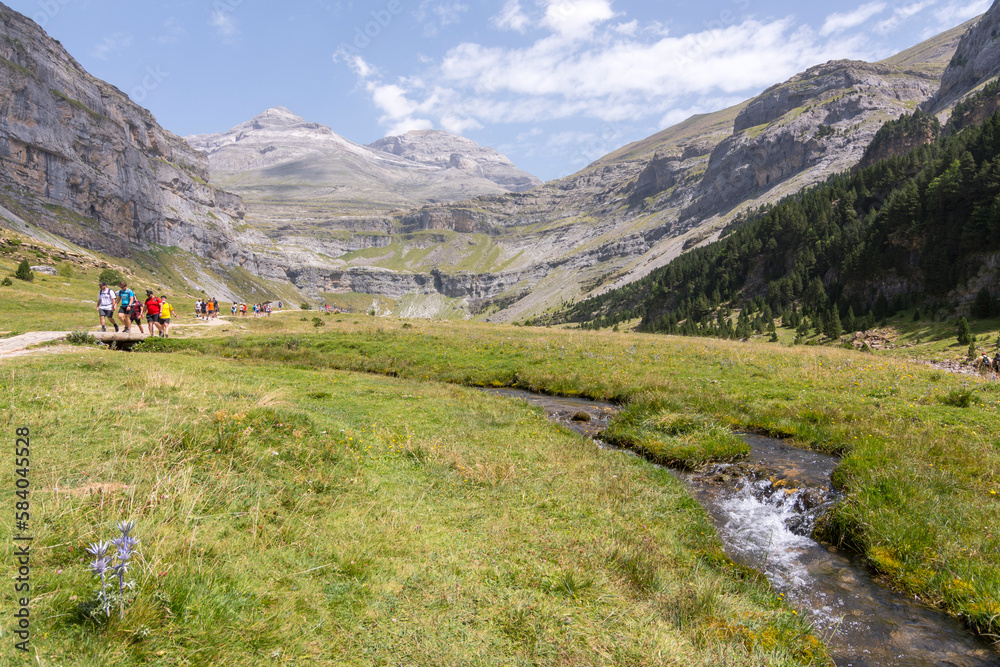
[
  {"left": 66, "top": 331, "right": 97, "bottom": 345},
  {"left": 300, "top": 303, "right": 312, "bottom": 310},
  {"left": 312, "top": 317, "right": 325, "bottom": 328},
  {"left": 57, "top": 263, "right": 73, "bottom": 279},
  {"left": 15, "top": 259, "right": 33, "bottom": 282},
  {"left": 1, "top": 276, "right": 11, "bottom": 286},
  {"left": 98, "top": 268, "right": 125, "bottom": 286},
  {"left": 939, "top": 389, "right": 975, "bottom": 408}
]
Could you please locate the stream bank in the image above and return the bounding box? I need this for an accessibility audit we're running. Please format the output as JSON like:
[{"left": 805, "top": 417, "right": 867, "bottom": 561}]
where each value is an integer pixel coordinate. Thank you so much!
[{"left": 481, "top": 388, "right": 1000, "bottom": 666}]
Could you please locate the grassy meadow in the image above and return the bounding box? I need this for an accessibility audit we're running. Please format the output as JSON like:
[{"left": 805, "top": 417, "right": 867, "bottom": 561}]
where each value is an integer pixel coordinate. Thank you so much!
[
  {"left": 2, "top": 341, "right": 825, "bottom": 665},
  {"left": 130, "top": 315, "right": 1000, "bottom": 638},
  {"left": 2, "top": 249, "right": 1000, "bottom": 662}
]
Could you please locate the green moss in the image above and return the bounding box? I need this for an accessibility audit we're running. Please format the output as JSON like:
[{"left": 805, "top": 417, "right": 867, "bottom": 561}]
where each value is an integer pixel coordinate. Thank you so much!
[{"left": 49, "top": 88, "right": 106, "bottom": 121}]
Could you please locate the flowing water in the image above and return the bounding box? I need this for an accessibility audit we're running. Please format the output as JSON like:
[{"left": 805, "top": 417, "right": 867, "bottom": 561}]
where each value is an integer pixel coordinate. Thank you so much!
[{"left": 481, "top": 388, "right": 1000, "bottom": 667}]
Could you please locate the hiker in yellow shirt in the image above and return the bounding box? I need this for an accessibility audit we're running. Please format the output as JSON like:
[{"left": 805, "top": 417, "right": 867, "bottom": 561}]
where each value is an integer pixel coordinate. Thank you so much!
[{"left": 159, "top": 295, "right": 175, "bottom": 338}]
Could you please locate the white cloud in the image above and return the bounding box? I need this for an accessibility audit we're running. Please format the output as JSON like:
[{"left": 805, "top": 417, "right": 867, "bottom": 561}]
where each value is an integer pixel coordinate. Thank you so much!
[
  {"left": 933, "top": 0, "right": 991, "bottom": 26},
  {"left": 385, "top": 117, "right": 434, "bottom": 137},
  {"left": 437, "top": 18, "right": 849, "bottom": 105},
  {"left": 875, "top": 1, "right": 936, "bottom": 34},
  {"left": 91, "top": 32, "right": 132, "bottom": 60},
  {"left": 210, "top": 10, "right": 241, "bottom": 41},
  {"left": 335, "top": 51, "right": 376, "bottom": 80},
  {"left": 369, "top": 83, "right": 421, "bottom": 120},
  {"left": 337, "top": 2, "right": 899, "bottom": 146},
  {"left": 820, "top": 2, "right": 887, "bottom": 36},
  {"left": 494, "top": 0, "right": 530, "bottom": 32},
  {"left": 543, "top": 0, "right": 616, "bottom": 39},
  {"left": 416, "top": 0, "right": 469, "bottom": 37},
  {"left": 440, "top": 113, "right": 483, "bottom": 134},
  {"left": 613, "top": 20, "right": 638, "bottom": 36}
]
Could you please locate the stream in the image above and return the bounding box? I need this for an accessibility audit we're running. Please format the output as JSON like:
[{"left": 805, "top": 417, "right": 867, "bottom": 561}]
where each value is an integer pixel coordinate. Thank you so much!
[{"left": 481, "top": 388, "right": 1000, "bottom": 667}]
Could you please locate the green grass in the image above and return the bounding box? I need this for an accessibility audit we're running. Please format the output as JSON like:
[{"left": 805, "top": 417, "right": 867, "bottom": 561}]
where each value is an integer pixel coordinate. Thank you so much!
[
  {"left": 0, "top": 348, "right": 824, "bottom": 665},
  {"left": 118, "top": 317, "right": 1000, "bottom": 641}
]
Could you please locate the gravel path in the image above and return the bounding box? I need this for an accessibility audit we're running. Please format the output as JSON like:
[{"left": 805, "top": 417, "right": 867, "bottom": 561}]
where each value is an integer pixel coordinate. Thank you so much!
[{"left": 0, "top": 331, "right": 70, "bottom": 360}]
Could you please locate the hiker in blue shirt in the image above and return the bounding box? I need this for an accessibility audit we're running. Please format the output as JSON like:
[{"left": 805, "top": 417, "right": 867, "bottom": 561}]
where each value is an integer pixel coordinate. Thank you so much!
[{"left": 114, "top": 281, "right": 137, "bottom": 333}]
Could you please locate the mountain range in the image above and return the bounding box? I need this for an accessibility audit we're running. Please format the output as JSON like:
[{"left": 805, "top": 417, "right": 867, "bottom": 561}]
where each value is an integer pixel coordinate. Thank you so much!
[{"left": 1, "top": 1, "right": 1000, "bottom": 319}]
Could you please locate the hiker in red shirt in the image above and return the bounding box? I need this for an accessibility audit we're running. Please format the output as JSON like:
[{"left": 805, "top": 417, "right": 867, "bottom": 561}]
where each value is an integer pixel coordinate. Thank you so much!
[{"left": 141, "top": 289, "right": 165, "bottom": 337}]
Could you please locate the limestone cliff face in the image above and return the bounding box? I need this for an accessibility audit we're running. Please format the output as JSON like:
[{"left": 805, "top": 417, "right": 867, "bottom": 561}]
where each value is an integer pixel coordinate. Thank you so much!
[
  {"left": 930, "top": 4, "right": 996, "bottom": 110},
  {"left": 322, "top": 55, "right": 945, "bottom": 321},
  {"left": 685, "top": 60, "right": 938, "bottom": 222},
  {"left": 0, "top": 4, "right": 281, "bottom": 278}
]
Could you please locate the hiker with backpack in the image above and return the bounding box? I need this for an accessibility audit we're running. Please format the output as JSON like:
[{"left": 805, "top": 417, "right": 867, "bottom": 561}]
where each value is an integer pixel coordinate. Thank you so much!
[
  {"left": 141, "top": 289, "right": 164, "bottom": 337},
  {"left": 129, "top": 298, "right": 146, "bottom": 334},
  {"left": 114, "top": 282, "right": 137, "bottom": 333},
  {"left": 97, "top": 281, "right": 118, "bottom": 332}
]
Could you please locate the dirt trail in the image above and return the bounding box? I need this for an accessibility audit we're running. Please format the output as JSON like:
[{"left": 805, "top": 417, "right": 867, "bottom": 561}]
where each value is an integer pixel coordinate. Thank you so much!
[{"left": 0, "top": 331, "right": 70, "bottom": 360}]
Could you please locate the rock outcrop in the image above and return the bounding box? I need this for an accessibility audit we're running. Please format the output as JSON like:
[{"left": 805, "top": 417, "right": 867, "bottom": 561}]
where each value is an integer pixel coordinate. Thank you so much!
[
  {"left": 930, "top": 4, "right": 997, "bottom": 110},
  {"left": 0, "top": 4, "right": 281, "bottom": 282},
  {"left": 369, "top": 130, "right": 541, "bottom": 193}
]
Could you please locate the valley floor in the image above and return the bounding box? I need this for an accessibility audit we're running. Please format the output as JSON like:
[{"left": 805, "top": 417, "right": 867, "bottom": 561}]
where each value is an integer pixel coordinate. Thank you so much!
[{"left": 3, "top": 313, "right": 1000, "bottom": 664}]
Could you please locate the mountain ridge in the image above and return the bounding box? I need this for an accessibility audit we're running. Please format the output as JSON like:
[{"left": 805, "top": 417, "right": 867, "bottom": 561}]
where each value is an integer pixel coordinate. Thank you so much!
[{"left": 0, "top": 3, "right": 996, "bottom": 321}]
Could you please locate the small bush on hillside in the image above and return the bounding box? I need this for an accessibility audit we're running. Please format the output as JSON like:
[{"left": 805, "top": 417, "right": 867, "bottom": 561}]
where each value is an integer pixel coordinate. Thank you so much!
[
  {"left": 312, "top": 317, "right": 325, "bottom": 328},
  {"left": 98, "top": 268, "right": 124, "bottom": 286},
  {"left": 57, "top": 263, "right": 73, "bottom": 279},
  {"left": 1, "top": 276, "right": 11, "bottom": 286},
  {"left": 15, "top": 259, "right": 33, "bottom": 282},
  {"left": 300, "top": 303, "right": 311, "bottom": 310}
]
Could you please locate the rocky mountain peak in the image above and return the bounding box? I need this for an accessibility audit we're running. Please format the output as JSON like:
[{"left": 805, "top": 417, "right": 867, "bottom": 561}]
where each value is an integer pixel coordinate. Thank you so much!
[
  {"left": 251, "top": 106, "right": 307, "bottom": 124},
  {"left": 369, "top": 130, "right": 541, "bottom": 192},
  {"left": 185, "top": 107, "right": 364, "bottom": 172}
]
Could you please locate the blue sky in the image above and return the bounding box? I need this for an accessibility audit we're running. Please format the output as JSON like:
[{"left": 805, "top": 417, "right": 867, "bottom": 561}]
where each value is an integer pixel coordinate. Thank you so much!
[{"left": 4, "top": 0, "right": 992, "bottom": 180}]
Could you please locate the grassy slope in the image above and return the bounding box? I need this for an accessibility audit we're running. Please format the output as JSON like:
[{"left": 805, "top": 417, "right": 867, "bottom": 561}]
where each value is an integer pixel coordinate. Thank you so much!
[
  {"left": 879, "top": 17, "right": 978, "bottom": 75},
  {"left": 1, "top": 335, "right": 824, "bottom": 665}
]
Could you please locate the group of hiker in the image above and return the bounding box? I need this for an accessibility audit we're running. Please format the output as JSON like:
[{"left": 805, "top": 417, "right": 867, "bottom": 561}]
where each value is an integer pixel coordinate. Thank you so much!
[
  {"left": 96, "top": 280, "right": 175, "bottom": 338},
  {"left": 98, "top": 280, "right": 288, "bottom": 336},
  {"left": 195, "top": 298, "right": 220, "bottom": 320}
]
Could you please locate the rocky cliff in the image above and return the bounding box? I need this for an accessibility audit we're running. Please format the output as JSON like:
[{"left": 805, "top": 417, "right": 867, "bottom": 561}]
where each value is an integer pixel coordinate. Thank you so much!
[
  {"left": 0, "top": 3, "right": 282, "bottom": 286},
  {"left": 304, "top": 47, "right": 953, "bottom": 322},
  {"left": 930, "top": 1, "right": 1000, "bottom": 111}
]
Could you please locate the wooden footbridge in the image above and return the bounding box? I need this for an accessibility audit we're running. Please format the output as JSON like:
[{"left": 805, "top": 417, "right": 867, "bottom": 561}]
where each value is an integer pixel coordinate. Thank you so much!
[{"left": 92, "top": 330, "right": 155, "bottom": 350}]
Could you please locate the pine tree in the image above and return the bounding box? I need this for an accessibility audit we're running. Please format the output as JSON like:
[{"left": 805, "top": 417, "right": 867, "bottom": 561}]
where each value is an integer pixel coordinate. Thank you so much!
[
  {"left": 844, "top": 306, "right": 857, "bottom": 334},
  {"left": 14, "top": 259, "right": 33, "bottom": 283},
  {"left": 956, "top": 317, "right": 973, "bottom": 345},
  {"left": 824, "top": 308, "right": 843, "bottom": 340}
]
